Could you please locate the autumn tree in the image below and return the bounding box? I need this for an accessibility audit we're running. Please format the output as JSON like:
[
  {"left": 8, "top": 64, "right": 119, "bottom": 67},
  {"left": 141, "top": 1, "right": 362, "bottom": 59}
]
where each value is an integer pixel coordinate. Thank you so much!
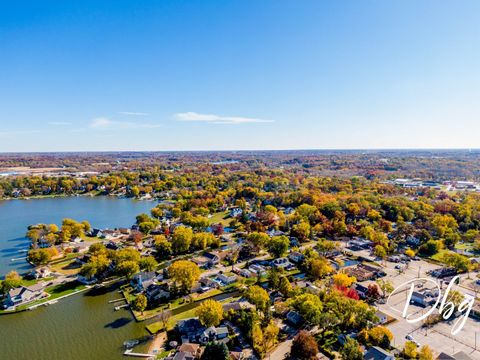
[
  {"left": 171, "top": 226, "right": 193, "bottom": 254},
  {"left": 1, "top": 271, "right": 22, "bottom": 294},
  {"left": 245, "top": 285, "right": 270, "bottom": 315},
  {"left": 290, "top": 330, "right": 318, "bottom": 360},
  {"left": 139, "top": 256, "right": 158, "bottom": 272},
  {"left": 333, "top": 273, "right": 356, "bottom": 288},
  {"left": 156, "top": 310, "right": 172, "bottom": 332},
  {"left": 402, "top": 341, "right": 418, "bottom": 359},
  {"left": 309, "top": 257, "right": 333, "bottom": 280},
  {"left": 154, "top": 235, "right": 172, "bottom": 259},
  {"left": 168, "top": 260, "right": 200, "bottom": 294},
  {"left": 376, "top": 279, "right": 394, "bottom": 298},
  {"left": 117, "top": 260, "right": 140, "bottom": 279},
  {"left": 195, "top": 299, "right": 224, "bottom": 327},
  {"left": 418, "top": 345, "right": 434, "bottom": 360}
]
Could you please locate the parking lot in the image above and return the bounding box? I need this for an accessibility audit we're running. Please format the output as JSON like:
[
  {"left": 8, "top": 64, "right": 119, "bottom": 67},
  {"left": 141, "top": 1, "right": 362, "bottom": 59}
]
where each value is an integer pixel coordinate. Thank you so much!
[{"left": 370, "top": 257, "right": 480, "bottom": 359}]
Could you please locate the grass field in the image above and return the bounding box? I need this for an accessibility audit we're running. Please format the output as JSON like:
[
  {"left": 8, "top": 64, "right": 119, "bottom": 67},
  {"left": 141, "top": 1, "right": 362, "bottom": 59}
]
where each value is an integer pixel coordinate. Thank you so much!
[{"left": 208, "top": 211, "right": 231, "bottom": 226}]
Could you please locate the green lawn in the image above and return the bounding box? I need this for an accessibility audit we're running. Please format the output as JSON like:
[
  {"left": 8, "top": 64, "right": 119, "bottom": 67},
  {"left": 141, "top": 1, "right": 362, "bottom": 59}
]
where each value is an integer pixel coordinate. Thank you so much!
[
  {"left": 208, "top": 211, "right": 230, "bottom": 226},
  {"left": 431, "top": 249, "right": 456, "bottom": 262},
  {"left": 13, "top": 281, "right": 86, "bottom": 312}
]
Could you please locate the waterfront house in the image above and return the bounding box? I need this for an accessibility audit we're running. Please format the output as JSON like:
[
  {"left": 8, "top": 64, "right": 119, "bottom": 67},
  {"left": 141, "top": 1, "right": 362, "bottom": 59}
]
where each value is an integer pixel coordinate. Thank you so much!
[
  {"left": 145, "top": 283, "right": 170, "bottom": 303},
  {"left": 32, "top": 266, "right": 51, "bottom": 279},
  {"left": 6, "top": 283, "right": 46, "bottom": 307},
  {"left": 131, "top": 271, "right": 157, "bottom": 292}
]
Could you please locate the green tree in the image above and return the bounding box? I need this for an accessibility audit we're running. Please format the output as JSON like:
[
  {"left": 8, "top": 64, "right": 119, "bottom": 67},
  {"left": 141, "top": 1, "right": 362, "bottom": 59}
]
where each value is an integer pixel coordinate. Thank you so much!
[
  {"left": 246, "top": 232, "right": 269, "bottom": 251},
  {"left": 340, "top": 337, "right": 363, "bottom": 360},
  {"left": 195, "top": 299, "right": 224, "bottom": 327},
  {"left": 268, "top": 235, "right": 290, "bottom": 258},
  {"left": 376, "top": 279, "right": 394, "bottom": 298},
  {"left": 201, "top": 342, "right": 231, "bottom": 360},
  {"left": 132, "top": 294, "right": 148, "bottom": 315}
]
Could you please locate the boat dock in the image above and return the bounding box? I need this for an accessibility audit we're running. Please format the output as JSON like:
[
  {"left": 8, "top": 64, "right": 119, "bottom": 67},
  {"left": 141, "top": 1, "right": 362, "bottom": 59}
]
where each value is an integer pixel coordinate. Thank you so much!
[
  {"left": 123, "top": 349, "right": 154, "bottom": 359},
  {"left": 109, "top": 298, "right": 125, "bottom": 303},
  {"left": 115, "top": 304, "right": 129, "bottom": 311}
]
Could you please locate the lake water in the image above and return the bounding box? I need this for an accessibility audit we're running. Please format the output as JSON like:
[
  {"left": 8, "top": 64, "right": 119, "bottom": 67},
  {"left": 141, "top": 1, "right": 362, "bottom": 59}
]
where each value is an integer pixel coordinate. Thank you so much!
[
  {"left": 0, "top": 196, "right": 157, "bottom": 275},
  {"left": 0, "top": 196, "right": 158, "bottom": 360}
]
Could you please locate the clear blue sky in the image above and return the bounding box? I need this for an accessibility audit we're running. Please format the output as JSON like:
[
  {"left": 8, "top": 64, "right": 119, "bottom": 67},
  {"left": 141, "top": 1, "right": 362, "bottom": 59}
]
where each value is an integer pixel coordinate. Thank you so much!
[{"left": 1, "top": 0, "right": 479, "bottom": 152}]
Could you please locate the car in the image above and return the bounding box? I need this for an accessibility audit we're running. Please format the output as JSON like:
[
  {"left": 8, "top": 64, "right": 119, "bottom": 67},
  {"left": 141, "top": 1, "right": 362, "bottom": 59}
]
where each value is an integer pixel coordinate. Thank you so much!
[
  {"left": 395, "top": 265, "right": 402, "bottom": 269},
  {"left": 405, "top": 335, "right": 419, "bottom": 346}
]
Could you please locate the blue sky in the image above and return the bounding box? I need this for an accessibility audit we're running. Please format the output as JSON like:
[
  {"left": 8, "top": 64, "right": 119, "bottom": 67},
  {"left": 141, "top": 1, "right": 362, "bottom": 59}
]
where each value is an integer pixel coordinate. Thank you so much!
[{"left": 1, "top": 0, "right": 479, "bottom": 152}]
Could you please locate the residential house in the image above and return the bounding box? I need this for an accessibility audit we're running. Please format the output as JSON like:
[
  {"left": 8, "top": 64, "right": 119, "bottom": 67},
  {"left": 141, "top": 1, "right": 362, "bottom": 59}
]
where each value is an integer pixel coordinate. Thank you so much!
[
  {"left": 238, "top": 268, "right": 254, "bottom": 278},
  {"left": 145, "top": 283, "right": 170, "bottom": 303},
  {"left": 436, "top": 352, "right": 473, "bottom": 360},
  {"left": 230, "top": 208, "right": 243, "bottom": 217},
  {"left": 199, "top": 326, "right": 229, "bottom": 345},
  {"left": 6, "top": 283, "right": 46, "bottom": 307},
  {"left": 175, "top": 343, "right": 201, "bottom": 359},
  {"left": 32, "top": 267, "right": 51, "bottom": 279},
  {"left": 286, "top": 310, "right": 304, "bottom": 327},
  {"left": 272, "top": 257, "right": 293, "bottom": 269},
  {"left": 217, "top": 273, "right": 237, "bottom": 285},
  {"left": 364, "top": 346, "right": 394, "bottom": 360},
  {"left": 410, "top": 291, "right": 435, "bottom": 307},
  {"left": 131, "top": 271, "right": 157, "bottom": 292},
  {"left": 374, "top": 310, "right": 388, "bottom": 325},
  {"left": 288, "top": 251, "right": 305, "bottom": 264},
  {"left": 176, "top": 318, "right": 205, "bottom": 344},
  {"left": 248, "top": 264, "right": 266, "bottom": 276},
  {"left": 354, "top": 284, "right": 369, "bottom": 299}
]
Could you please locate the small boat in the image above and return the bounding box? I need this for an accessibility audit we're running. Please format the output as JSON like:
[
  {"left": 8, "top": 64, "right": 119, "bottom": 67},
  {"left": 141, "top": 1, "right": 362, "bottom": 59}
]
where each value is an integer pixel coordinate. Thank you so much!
[{"left": 123, "top": 340, "right": 140, "bottom": 349}]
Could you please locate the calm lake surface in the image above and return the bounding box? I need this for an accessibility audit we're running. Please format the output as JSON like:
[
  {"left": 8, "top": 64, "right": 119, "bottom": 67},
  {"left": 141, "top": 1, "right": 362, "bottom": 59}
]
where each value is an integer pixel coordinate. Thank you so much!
[
  {"left": 0, "top": 196, "right": 156, "bottom": 275},
  {"left": 0, "top": 196, "right": 157, "bottom": 360}
]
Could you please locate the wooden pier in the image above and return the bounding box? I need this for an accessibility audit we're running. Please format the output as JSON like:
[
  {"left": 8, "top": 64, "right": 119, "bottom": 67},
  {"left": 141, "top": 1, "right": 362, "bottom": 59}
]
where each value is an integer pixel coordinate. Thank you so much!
[{"left": 123, "top": 349, "right": 154, "bottom": 358}]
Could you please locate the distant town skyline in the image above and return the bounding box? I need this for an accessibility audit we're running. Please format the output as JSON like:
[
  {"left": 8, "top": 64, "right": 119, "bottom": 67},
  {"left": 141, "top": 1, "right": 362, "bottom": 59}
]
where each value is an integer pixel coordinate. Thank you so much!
[{"left": 1, "top": 1, "right": 480, "bottom": 152}]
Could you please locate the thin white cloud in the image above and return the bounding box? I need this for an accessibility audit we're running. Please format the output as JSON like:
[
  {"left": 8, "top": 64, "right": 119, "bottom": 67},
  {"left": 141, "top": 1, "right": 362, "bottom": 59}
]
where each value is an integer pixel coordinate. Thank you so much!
[
  {"left": 89, "top": 117, "right": 162, "bottom": 130},
  {"left": 48, "top": 121, "right": 72, "bottom": 126},
  {"left": 118, "top": 111, "right": 149, "bottom": 116},
  {"left": 175, "top": 112, "right": 274, "bottom": 124}
]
